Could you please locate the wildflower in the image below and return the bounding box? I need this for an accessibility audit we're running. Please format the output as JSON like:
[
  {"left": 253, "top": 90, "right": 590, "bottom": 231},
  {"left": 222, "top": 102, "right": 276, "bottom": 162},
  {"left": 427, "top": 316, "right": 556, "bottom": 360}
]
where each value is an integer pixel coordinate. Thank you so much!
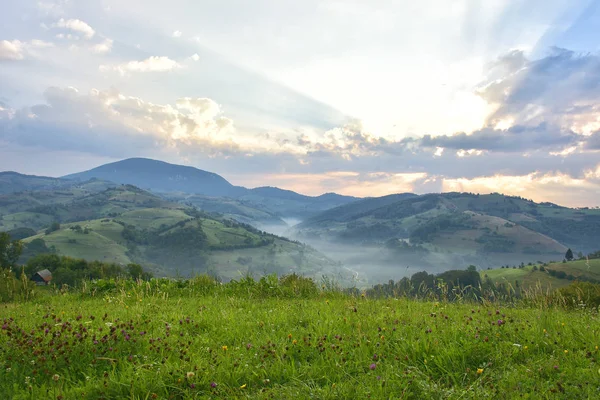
[
  {"left": 369, "top": 363, "right": 376, "bottom": 370},
  {"left": 240, "top": 383, "right": 247, "bottom": 389},
  {"left": 222, "top": 346, "right": 228, "bottom": 351},
  {"left": 190, "top": 384, "right": 196, "bottom": 389},
  {"left": 292, "top": 340, "right": 297, "bottom": 345},
  {"left": 52, "top": 374, "right": 60, "bottom": 381},
  {"left": 477, "top": 368, "right": 484, "bottom": 374},
  {"left": 186, "top": 372, "right": 195, "bottom": 379},
  {"left": 210, "top": 382, "right": 217, "bottom": 388},
  {"left": 564, "top": 350, "right": 568, "bottom": 354},
  {"left": 524, "top": 346, "right": 528, "bottom": 350},
  {"left": 380, "top": 335, "right": 385, "bottom": 340},
  {"left": 288, "top": 334, "right": 292, "bottom": 339}
]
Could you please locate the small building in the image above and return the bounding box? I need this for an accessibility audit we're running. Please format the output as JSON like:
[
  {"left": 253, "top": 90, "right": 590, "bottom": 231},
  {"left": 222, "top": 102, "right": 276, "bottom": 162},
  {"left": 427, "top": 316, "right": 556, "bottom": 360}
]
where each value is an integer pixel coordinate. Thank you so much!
[{"left": 31, "top": 269, "right": 52, "bottom": 285}]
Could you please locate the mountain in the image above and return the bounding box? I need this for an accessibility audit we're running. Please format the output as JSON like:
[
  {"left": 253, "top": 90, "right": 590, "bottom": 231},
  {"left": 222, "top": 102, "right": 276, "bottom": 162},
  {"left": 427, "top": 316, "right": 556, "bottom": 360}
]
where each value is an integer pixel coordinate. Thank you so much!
[
  {"left": 2, "top": 184, "right": 344, "bottom": 281},
  {"left": 0, "top": 171, "right": 68, "bottom": 194},
  {"left": 63, "top": 158, "right": 242, "bottom": 197},
  {"left": 290, "top": 192, "right": 600, "bottom": 276},
  {"left": 299, "top": 193, "right": 418, "bottom": 225},
  {"left": 62, "top": 158, "right": 358, "bottom": 220}
]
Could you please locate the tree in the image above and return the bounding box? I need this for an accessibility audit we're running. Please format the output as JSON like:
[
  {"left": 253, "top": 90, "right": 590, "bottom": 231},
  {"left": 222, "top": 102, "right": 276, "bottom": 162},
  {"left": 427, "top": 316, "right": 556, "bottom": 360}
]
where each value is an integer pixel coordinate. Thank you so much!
[
  {"left": 45, "top": 222, "right": 61, "bottom": 235},
  {"left": 0, "top": 232, "right": 23, "bottom": 269},
  {"left": 565, "top": 248, "right": 574, "bottom": 262}
]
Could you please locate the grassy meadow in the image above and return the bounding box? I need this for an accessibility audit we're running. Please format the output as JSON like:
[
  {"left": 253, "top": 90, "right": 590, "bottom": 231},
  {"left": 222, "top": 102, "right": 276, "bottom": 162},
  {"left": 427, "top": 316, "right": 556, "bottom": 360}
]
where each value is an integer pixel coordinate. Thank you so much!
[{"left": 1, "top": 276, "right": 600, "bottom": 399}]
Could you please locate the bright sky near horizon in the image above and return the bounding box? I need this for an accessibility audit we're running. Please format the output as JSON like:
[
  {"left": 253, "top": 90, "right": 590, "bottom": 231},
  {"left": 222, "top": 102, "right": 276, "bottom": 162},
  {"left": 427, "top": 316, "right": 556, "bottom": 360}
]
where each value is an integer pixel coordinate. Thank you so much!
[{"left": 1, "top": 0, "right": 600, "bottom": 206}]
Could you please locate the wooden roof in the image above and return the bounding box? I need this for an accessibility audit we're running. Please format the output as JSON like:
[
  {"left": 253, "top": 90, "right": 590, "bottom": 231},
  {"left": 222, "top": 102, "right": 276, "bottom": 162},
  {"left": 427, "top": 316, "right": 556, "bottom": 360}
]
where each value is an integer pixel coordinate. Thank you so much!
[{"left": 35, "top": 269, "right": 52, "bottom": 281}]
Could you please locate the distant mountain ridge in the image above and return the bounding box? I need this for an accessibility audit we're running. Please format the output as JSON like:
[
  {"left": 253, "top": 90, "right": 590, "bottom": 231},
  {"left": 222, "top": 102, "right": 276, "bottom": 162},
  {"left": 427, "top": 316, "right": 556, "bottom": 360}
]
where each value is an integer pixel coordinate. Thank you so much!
[
  {"left": 62, "top": 158, "right": 242, "bottom": 197},
  {"left": 0, "top": 171, "right": 68, "bottom": 194},
  {"left": 60, "top": 158, "right": 358, "bottom": 219},
  {"left": 292, "top": 192, "right": 600, "bottom": 257}
]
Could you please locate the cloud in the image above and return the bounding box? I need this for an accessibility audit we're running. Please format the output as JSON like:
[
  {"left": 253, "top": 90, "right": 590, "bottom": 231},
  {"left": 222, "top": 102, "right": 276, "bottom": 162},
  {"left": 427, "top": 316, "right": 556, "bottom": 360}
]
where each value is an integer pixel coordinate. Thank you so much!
[
  {"left": 190, "top": 53, "right": 200, "bottom": 62},
  {"left": 99, "top": 56, "right": 182, "bottom": 75},
  {"left": 0, "top": 39, "right": 55, "bottom": 61},
  {"left": 0, "top": 40, "right": 24, "bottom": 61},
  {"left": 0, "top": 86, "right": 237, "bottom": 158},
  {"left": 92, "top": 38, "right": 113, "bottom": 54},
  {"left": 420, "top": 123, "right": 580, "bottom": 152},
  {"left": 478, "top": 47, "right": 600, "bottom": 135},
  {"left": 586, "top": 131, "right": 600, "bottom": 150},
  {"left": 172, "top": 30, "right": 182, "bottom": 38},
  {"left": 53, "top": 18, "right": 95, "bottom": 39},
  {"left": 441, "top": 171, "right": 600, "bottom": 208}
]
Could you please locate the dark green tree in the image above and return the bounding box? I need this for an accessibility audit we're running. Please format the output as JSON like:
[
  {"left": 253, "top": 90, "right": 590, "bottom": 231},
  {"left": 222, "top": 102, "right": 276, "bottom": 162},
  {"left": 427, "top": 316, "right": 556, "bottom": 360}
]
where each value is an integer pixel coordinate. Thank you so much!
[
  {"left": 565, "top": 248, "right": 574, "bottom": 261},
  {"left": 45, "top": 222, "right": 61, "bottom": 235},
  {"left": 0, "top": 232, "right": 23, "bottom": 269}
]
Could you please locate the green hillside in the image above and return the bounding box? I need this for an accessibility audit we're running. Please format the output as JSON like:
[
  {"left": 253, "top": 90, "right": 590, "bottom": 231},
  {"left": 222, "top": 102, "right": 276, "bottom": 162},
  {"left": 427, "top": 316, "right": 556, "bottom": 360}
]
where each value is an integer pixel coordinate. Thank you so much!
[
  {"left": 4, "top": 184, "right": 343, "bottom": 281},
  {"left": 22, "top": 211, "right": 341, "bottom": 281},
  {"left": 482, "top": 258, "right": 600, "bottom": 291},
  {"left": 292, "top": 192, "right": 599, "bottom": 270},
  {"left": 166, "top": 193, "right": 288, "bottom": 228}
]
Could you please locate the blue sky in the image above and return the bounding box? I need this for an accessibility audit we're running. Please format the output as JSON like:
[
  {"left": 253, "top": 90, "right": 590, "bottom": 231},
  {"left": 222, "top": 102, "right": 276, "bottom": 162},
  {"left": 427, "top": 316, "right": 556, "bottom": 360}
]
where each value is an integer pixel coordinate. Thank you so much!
[{"left": 1, "top": 0, "right": 599, "bottom": 206}]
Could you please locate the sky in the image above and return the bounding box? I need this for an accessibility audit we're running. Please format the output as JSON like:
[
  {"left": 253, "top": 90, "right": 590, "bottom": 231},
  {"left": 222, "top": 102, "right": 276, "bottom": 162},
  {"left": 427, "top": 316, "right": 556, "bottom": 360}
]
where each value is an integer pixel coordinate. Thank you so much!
[{"left": 1, "top": 0, "right": 600, "bottom": 207}]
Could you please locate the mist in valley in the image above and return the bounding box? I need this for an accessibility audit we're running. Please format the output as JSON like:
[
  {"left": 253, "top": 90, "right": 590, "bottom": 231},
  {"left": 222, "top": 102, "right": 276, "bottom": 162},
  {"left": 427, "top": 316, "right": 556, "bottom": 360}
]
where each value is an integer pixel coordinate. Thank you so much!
[
  {"left": 257, "top": 218, "right": 462, "bottom": 286},
  {"left": 258, "top": 216, "right": 566, "bottom": 287}
]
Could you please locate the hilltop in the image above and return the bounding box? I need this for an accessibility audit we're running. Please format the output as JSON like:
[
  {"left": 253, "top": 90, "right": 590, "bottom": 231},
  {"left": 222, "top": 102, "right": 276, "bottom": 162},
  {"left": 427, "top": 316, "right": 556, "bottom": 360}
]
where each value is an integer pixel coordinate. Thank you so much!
[{"left": 61, "top": 158, "right": 358, "bottom": 220}]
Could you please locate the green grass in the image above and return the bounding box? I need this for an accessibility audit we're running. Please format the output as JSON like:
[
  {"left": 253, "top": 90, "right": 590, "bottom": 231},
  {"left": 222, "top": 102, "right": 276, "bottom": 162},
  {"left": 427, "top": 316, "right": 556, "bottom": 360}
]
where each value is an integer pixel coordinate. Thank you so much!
[
  {"left": 39, "top": 229, "right": 132, "bottom": 264},
  {"left": 1, "top": 280, "right": 600, "bottom": 399},
  {"left": 0, "top": 212, "right": 55, "bottom": 231},
  {"left": 547, "top": 259, "right": 600, "bottom": 280},
  {"left": 482, "top": 259, "right": 600, "bottom": 292},
  {"left": 118, "top": 209, "right": 190, "bottom": 230},
  {"left": 483, "top": 266, "right": 570, "bottom": 291}
]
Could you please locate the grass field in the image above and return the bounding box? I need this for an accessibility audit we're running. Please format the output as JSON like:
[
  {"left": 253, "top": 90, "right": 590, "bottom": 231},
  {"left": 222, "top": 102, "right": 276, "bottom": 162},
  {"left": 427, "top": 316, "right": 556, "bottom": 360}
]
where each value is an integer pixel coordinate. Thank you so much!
[
  {"left": 482, "top": 259, "right": 600, "bottom": 291},
  {"left": 1, "top": 278, "right": 599, "bottom": 399}
]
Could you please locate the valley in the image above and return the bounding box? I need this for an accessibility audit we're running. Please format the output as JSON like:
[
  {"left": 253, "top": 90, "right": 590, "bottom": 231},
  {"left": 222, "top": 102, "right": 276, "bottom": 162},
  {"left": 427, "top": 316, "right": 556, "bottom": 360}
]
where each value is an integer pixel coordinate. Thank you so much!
[{"left": 1, "top": 159, "right": 600, "bottom": 288}]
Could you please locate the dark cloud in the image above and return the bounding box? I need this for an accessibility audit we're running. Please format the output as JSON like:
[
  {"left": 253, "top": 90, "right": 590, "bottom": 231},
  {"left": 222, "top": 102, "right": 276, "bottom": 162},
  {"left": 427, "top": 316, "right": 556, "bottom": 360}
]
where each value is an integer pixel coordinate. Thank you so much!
[
  {"left": 421, "top": 123, "right": 579, "bottom": 152},
  {"left": 586, "top": 131, "right": 600, "bottom": 150},
  {"left": 479, "top": 47, "right": 600, "bottom": 129}
]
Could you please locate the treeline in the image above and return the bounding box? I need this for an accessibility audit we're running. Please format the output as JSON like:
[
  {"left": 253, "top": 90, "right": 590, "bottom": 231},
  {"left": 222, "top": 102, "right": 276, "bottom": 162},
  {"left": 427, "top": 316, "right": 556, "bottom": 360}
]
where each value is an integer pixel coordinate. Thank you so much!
[
  {"left": 23, "top": 254, "right": 153, "bottom": 286},
  {"left": 361, "top": 267, "right": 482, "bottom": 300}
]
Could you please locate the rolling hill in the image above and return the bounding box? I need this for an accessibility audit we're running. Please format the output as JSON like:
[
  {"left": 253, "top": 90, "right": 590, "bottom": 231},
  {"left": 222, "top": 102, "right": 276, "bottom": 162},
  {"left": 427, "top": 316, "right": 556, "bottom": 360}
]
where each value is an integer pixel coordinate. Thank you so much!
[
  {"left": 290, "top": 192, "right": 600, "bottom": 275},
  {"left": 482, "top": 257, "right": 600, "bottom": 291},
  {"left": 2, "top": 184, "right": 343, "bottom": 281}
]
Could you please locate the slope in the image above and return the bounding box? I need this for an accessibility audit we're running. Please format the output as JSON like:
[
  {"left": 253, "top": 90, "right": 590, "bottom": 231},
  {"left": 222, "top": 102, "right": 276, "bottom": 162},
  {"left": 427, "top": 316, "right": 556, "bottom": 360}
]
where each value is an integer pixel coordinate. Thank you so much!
[
  {"left": 9, "top": 185, "right": 343, "bottom": 281},
  {"left": 291, "top": 192, "right": 599, "bottom": 272}
]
